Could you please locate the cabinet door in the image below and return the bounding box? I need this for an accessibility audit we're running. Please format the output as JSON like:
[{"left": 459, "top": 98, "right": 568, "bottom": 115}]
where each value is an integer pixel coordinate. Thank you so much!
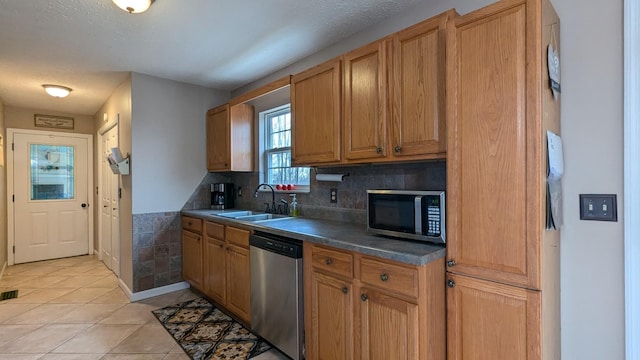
[
  {"left": 226, "top": 244, "right": 251, "bottom": 323},
  {"left": 446, "top": 274, "right": 541, "bottom": 360},
  {"left": 358, "top": 287, "right": 419, "bottom": 360},
  {"left": 291, "top": 58, "right": 342, "bottom": 165},
  {"left": 182, "top": 229, "right": 203, "bottom": 290},
  {"left": 306, "top": 271, "right": 354, "bottom": 360},
  {"left": 446, "top": 3, "right": 539, "bottom": 289},
  {"left": 206, "top": 104, "right": 231, "bottom": 171},
  {"left": 389, "top": 13, "right": 447, "bottom": 158},
  {"left": 204, "top": 236, "right": 226, "bottom": 305},
  {"left": 343, "top": 40, "right": 388, "bottom": 162}
]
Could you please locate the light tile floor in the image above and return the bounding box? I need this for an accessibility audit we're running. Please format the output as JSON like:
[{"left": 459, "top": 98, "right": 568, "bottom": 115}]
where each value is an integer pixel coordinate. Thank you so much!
[{"left": 0, "top": 255, "right": 287, "bottom": 360}]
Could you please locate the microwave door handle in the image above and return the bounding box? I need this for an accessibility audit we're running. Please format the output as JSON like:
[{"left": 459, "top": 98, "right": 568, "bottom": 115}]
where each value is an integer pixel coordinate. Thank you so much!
[{"left": 415, "top": 196, "right": 423, "bottom": 235}]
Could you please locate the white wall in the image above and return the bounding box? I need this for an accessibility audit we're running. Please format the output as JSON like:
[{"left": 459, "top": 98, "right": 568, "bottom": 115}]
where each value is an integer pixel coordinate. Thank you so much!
[
  {"left": 553, "top": 0, "right": 625, "bottom": 359},
  {"left": 130, "top": 73, "right": 229, "bottom": 214},
  {"left": 234, "top": 0, "right": 626, "bottom": 358}
]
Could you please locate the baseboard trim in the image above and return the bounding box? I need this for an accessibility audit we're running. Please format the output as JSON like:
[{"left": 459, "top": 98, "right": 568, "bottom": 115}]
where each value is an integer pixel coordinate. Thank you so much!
[
  {"left": 0, "top": 261, "right": 7, "bottom": 281},
  {"left": 118, "top": 279, "right": 190, "bottom": 302}
]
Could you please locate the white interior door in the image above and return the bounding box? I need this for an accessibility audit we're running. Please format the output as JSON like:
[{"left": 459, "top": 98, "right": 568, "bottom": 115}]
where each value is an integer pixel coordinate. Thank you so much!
[
  {"left": 10, "top": 130, "right": 92, "bottom": 264},
  {"left": 99, "top": 122, "right": 120, "bottom": 276}
]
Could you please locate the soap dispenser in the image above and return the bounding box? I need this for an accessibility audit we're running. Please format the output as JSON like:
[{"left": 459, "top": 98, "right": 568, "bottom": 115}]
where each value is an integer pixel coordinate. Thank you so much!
[{"left": 289, "top": 194, "right": 299, "bottom": 217}]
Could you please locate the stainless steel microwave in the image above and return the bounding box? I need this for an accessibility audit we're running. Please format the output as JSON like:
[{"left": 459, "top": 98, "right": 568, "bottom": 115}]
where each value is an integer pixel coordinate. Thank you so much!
[{"left": 367, "top": 190, "right": 445, "bottom": 244}]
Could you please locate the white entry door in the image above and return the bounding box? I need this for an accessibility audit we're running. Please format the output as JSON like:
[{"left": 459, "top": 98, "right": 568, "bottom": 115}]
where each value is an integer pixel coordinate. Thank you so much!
[
  {"left": 9, "top": 130, "right": 92, "bottom": 264},
  {"left": 100, "top": 122, "right": 120, "bottom": 275}
]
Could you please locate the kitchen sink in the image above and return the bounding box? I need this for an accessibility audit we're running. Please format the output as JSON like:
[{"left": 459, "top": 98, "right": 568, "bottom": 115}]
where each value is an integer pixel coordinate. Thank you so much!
[
  {"left": 214, "top": 211, "right": 290, "bottom": 222},
  {"left": 215, "top": 211, "right": 257, "bottom": 218}
]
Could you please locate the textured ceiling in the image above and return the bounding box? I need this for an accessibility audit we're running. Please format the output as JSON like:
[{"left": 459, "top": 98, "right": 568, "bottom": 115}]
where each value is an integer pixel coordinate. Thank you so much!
[{"left": 0, "top": 0, "right": 422, "bottom": 115}]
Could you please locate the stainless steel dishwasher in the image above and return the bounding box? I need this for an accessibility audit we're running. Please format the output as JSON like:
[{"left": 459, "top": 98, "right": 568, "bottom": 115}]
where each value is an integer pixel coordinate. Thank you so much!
[{"left": 249, "top": 231, "right": 304, "bottom": 360}]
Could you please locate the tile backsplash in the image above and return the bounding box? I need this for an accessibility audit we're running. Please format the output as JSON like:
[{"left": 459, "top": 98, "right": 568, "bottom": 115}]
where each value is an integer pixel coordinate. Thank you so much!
[{"left": 192, "top": 161, "right": 446, "bottom": 224}]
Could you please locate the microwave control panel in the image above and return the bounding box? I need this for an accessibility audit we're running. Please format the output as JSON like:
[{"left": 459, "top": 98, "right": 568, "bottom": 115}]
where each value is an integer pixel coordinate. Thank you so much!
[{"left": 425, "top": 196, "right": 442, "bottom": 237}]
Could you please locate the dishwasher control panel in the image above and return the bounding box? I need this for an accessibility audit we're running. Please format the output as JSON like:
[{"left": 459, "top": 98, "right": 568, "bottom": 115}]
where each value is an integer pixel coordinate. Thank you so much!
[{"left": 250, "top": 232, "right": 303, "bottom": 258}]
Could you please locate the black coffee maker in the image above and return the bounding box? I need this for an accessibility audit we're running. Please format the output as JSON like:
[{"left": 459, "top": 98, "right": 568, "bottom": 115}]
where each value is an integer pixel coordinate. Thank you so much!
[{"left": 211, "top": 183, "right": 235, "bottom": 209}]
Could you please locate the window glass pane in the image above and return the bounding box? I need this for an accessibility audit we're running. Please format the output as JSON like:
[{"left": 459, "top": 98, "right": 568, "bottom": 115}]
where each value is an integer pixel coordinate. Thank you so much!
[
  {"left": 264, "top": 105, "right": 309, "bottom": 186},
  {"left": 30, "top": 144, "right": 75, "bottom": 200}
]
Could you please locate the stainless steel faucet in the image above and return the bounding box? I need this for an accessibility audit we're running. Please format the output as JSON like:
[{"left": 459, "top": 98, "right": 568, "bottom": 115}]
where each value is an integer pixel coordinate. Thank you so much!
[{"left": 254, "top": 183, "right": 276, "bottom": 213}]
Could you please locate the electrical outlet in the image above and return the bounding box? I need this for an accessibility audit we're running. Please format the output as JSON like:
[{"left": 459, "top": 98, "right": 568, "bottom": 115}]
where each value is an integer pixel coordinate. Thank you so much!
[
  {"left": 330, "top": 188, "right": 338, "bottom": 203},
  {"left": 579, "top": 194, "right": 617, "bottom": 221}
]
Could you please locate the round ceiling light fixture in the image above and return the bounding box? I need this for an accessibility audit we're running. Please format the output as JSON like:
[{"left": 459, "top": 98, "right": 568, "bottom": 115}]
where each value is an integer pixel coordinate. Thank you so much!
[
  {"left": 42, "top": 84, "right": 72, "bottom": 98},
  {"left": 112, "top": 0, "right": 155, "bottom": 14}
]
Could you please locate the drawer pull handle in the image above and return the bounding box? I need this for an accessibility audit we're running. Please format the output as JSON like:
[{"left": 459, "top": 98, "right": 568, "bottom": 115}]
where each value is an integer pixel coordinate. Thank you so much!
[
  {"left": 361, "top": 293, "right": 368, "bottom": 302},
  {"left": 325, "top": 258, "right": 333, "bottom": 265},
  {"left": 380, "top": 273, "right": 389, "bottom": 282},
  {"left": 342, "top": 287, "right": 348, "bottom": 294}
]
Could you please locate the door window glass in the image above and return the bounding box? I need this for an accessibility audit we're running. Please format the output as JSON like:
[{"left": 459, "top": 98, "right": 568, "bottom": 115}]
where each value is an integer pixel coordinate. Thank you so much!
[{"left": 30, "top": 144, "right": 75, "bottom": 200}]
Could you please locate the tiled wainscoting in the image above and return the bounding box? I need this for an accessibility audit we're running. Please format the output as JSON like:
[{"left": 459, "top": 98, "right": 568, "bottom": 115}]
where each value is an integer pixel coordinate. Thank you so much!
[{"left": 132, "top": 212, "right": 182, "bottom": 292}]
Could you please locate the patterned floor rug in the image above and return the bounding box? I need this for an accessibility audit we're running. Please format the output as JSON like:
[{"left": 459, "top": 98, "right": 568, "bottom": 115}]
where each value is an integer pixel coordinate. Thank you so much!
[{"left": 152, "top": 297, "right": 271, "bottom": 360}]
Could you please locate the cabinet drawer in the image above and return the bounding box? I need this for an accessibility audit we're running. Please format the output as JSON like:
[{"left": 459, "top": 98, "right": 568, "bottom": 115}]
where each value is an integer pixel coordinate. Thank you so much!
[
  {"left": 359, "top": 257, "right": 418, "bottom": 298},
  {"left": 311, "top": 246, "right": 353, "bottom": 278},
  {"left": 205, "top": 221, "right": 225, "bottom": 240},
  {"left": 182, "top": 216, "right": 202, "bottom": 234},
  {"left": 226, "top": 226, "right": 250, "bottom": 248}
]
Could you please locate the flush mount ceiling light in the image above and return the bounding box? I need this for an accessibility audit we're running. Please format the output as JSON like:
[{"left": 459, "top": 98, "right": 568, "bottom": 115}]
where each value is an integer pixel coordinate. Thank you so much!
[
  {"left": 42, "top": 84, "right": 72, "bottom": 98},
  {"left": 112, "top": 0, "right": 155, "bottom": 14}
]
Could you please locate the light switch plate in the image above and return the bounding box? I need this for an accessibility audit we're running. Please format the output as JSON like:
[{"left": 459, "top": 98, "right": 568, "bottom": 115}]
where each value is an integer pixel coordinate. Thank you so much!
[{"left": 579, "top": 194, "right": 617, "bottom": 221}]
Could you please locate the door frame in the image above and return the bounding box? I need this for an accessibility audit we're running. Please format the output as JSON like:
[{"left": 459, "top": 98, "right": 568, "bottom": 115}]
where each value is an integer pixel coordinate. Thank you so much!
[
  {"left": 97, "top": 115, "right": 121, "bottom": 273},
  {"left": 6, "top": 128, "right": 94, "bottom": 266}
]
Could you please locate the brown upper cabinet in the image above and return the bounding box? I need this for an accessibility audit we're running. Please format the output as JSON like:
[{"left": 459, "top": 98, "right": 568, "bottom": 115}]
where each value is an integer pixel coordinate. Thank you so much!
[
  {"left": 291, "top": 59, "right": 342, "bottom": 166},
  {"left": 387, "top": 11, "right": 450, "bottom": 160},
  {"left": 343, "top": 40, "right": 388, "bottom": 161},
  {"left": 206, "top": 103, "right": 254, "bottom": 172},
  {"left": 292, "top": 10, "right": 453, "bottom": 167}
]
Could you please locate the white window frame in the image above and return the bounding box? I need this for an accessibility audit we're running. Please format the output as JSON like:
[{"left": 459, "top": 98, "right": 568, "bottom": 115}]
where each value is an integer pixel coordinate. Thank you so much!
[
  {"left": 624, "top": 0, "right": 639, "bottom": 357},
  {"left": 258, "top": 104, "right": 310, "bottom": 193}
]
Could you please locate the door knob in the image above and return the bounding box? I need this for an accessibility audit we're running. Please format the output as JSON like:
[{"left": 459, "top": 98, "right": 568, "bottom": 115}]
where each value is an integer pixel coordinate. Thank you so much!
[{"left": 81, "top": 203, "right": 88, "bottom": 208}]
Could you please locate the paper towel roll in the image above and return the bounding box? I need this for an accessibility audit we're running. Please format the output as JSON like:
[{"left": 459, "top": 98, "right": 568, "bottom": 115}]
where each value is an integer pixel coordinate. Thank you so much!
[{"left": 316, "top": 174, "right": 345, "bottom": 182}]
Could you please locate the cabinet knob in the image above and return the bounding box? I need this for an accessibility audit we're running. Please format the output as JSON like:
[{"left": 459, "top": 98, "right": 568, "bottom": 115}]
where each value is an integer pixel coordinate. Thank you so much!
[
  {"left": 219, "top": 244, "right": 224, "bottom": 249},
  {"left": 342, "top": 287, "right": 348, "bottom": 294},
  {"left": 376, "top": 147, "right": 382, "bottom": 154},
  {"left": 447, "top": 280, "right": 456, "bottom": 288},
  {"left": 188, "top": 222, "right": 192, "bottom": 226},
  {"left": 380, "top": 273, "right": 389, "bottom": 282},
  {"left": 361, "top": 293, "right": 368, "bottom": 302},
  {"left": 325, "top": 258, "right": 333, "bottom": 265},
  {"left": 447, "top": 260, "right": 456, "bottom": 267},
  {"left": 394, "top": 145, "right": 401, "bottom": 153}
]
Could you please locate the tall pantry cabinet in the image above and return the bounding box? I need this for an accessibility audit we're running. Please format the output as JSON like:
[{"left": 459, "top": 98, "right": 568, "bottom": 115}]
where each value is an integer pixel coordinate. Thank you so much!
[{"left": 445, "top": 0, "right": 561, "bottom": 359}]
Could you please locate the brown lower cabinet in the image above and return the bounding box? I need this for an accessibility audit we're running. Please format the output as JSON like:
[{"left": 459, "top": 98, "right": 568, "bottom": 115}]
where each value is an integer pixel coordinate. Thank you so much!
[
  {"left": 183, "top": 217, "right": 252, "bottom": 324},
  {"left": 304, "top": 243, "right": 445, "bottom": 360},
  {"left": 181, "top": 216, "right": 203, "bottom": 290},
  {"left": 446, "top": 274, "right": 541, "bottom": 360}
]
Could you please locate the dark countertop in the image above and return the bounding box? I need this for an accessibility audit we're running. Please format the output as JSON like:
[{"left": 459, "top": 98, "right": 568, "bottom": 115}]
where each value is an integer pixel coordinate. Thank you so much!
[{"left": 182, "top": 209, "right": 446, "bottom": 266}]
